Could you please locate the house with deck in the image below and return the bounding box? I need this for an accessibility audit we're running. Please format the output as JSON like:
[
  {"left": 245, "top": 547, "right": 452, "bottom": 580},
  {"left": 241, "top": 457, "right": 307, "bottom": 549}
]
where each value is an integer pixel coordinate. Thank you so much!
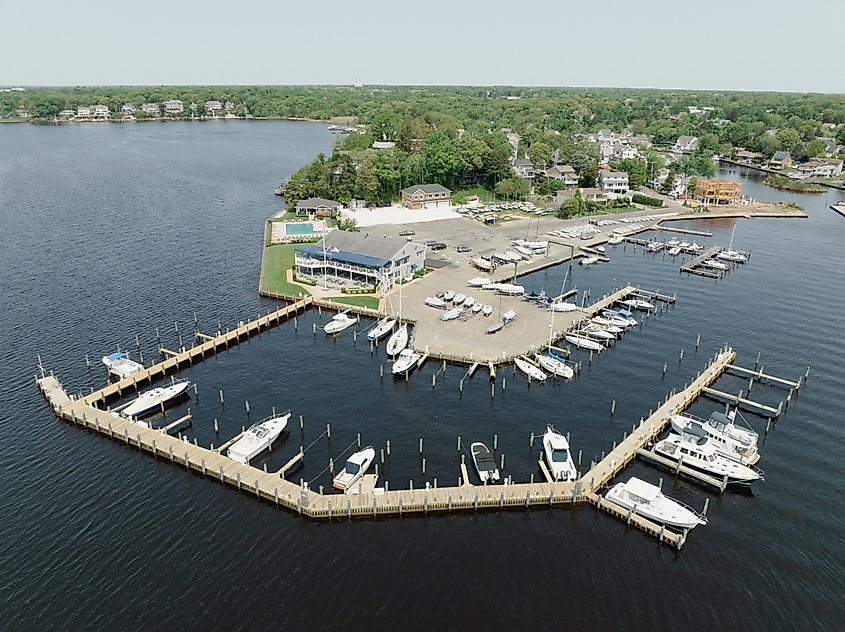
[{"left": 295, "top": 197, "right": 342, "bottom": 218}]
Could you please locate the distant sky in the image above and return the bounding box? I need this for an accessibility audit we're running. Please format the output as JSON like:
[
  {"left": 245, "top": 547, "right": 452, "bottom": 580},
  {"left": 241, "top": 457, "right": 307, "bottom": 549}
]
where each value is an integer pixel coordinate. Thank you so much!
[{"left": 1, "top": 0, "right": 843, "bottom": 92}]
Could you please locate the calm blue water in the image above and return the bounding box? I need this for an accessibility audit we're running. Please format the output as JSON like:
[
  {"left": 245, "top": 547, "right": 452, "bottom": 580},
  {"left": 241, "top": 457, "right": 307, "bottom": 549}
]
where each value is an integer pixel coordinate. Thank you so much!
[
  {"left": 286, "top": 221, "right": 315, "bottom": 235},
  {"left": 1, "top": 123, "right": 843, "bottom": 630}
]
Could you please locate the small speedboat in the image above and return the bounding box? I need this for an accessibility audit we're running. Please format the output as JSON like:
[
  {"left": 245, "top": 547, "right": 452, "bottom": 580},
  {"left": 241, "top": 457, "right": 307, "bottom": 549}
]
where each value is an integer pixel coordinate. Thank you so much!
[
  {"left": 536, "top": 353, "right": 574, "bottom": 379},
  {"left": 441, "top": 307, "right": 463, "bottom": 321},
  {"left": 324, "top": 312, "right": 357, "bottom": 334},
  {"left": 453, "top": 292, "right": 467, "bottom": 305},
  {"left": 471, "top": 442, "right": 500, "bottom": 483},
  {"left": 443, "top": 290, "right": 455, "bottom": 301},
  {"left": 580, "top": 255, "right": 601, "bottom": 266},
  {"left": 332, "top": 446, "right": 376, "bottom": 491},
  {"left": 471, "top": 302, "right": 483, "bottom": 314},
  {"left": 482, "top": 305, "right": 493, "bottom": 317},
  {"left": 514, "top": 356, "right": 547, "bottom": 381},
  {"left": 701, "top": 259, "right": 729, "bottom": 271},
  {"left": 602, "top": 308, "right": 637, "bottom": 327},
  {"left": 651, "top": 433, "right": 763, "bottom": 487},
  {"left": 668, "top": 246, "right": 682, "bottom": 257},
  {"left": 386, "top": 323, "right": 409, "bottom": 356},
  {"left": 392, "top": 348, "right": 421, "bottom": 375},
  {"left": 367, "top": 317, "right": 396, "bottom": 341},
  {"left": 606, "top": 477, "right": 707, "bottom": 530},
  {"left": 717, "top": 249, "right": 748, "bottom": 263},
  {"left": 102, "top": 351, "right": 144, "bottom": 377},
  {"left": 227, "top": 411, "right": 290, "bottom": 464},
  {"left": 620, "top": 298, "right": 655, "bottom": 311},
  {"left": 425, "top": 296, "right": 447, "bottom": 309},
  {"left": 543, "top": 424, "right": 576, "bottom": 481},
  {"left": 670, "top": 410, "right": 760, "bottom": 465},
  {"left": 467, "top": 277, "right": 491, "bottom": 288},
  {"left": 502, "top": 309, "right": 516, "bottom": 323},
  {"left": 595, "top": 245, "right": 606, "bottom": 254},
  {"left": 122, "top": 378, "right": 192, "bottom": 419},
  {"left": 565, "top": 333, "right": 605, "bottom": 351}
]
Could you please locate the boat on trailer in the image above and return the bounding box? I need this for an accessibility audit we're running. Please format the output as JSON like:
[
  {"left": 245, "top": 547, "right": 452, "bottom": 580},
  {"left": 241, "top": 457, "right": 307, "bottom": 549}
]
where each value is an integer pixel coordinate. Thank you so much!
[
  {"left": 471, "top": 442, "right": 500, "bottom": 483},
  {"left": 122, "top": 378, "right": 192, "bottom": 420},
  {"left": 332, "top": 446, "right": 376, "bottom": 491},
  {"left": 543, "top": 425, "right": 576, "bottom": 481},
  {"left": 605, "top": 476, "right": 707, "bottom": 530},
  {"left": 102, "top": 351, "right": 144, "bottom": 377},
  {"left": 227, "top": 411, "right": 291, "bottom": 464}
]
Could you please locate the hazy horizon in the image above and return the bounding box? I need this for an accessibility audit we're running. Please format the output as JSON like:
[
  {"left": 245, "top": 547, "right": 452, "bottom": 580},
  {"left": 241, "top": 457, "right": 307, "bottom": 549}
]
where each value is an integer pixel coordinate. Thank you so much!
[{"left": 2, "top": 0, "right": 843, "bottom": 93}]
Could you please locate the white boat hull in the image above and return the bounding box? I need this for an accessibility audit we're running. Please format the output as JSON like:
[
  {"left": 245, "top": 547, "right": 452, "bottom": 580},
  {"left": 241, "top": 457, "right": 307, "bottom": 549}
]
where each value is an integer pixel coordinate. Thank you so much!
[
  {"left": 606, "top": 481, "right": 706, "bottom": 530},
  {"left": 122, "top": 380, "right": 191, "bottom": 418},
  {"left": 227, "top": 413, "right": 291, "bottom": 464},
  {"left": 514, "top": 357, "right": 546, "bottom": 381},
  {"left": 536, "top": 354, "right": 574, "bottom": 379},
  {"left": 386, "top": 324, "right": 409, "bottom": 356}
]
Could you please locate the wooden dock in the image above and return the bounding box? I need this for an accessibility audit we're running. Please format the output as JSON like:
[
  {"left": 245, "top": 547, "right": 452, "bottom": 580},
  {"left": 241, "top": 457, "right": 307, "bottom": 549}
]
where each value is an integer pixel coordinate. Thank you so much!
[
  {"left": 830, "top": 204, "right": 845, "bottom": 218},
  {"left": 35, "top": 340, "right": 738, "bottom": 550},
  {"left": 680, "top": 246, "right": 723, "bottom": 278},
  {"left": 653, "top": 225, "right": 712, "bottom": 237}
]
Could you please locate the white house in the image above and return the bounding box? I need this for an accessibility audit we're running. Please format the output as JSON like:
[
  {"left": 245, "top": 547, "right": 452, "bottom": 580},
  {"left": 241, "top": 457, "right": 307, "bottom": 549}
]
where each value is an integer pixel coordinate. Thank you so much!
[
  {"left": 121, "top": 103, "right": 136, "bottom": 114},
  {"left": 205, "top": 100, "right": 223, "bottom": 113},
  {"left": 513, "top": 158, "right": 535, "bottom": 180},
  {"left": 598, "top": 171, "right": 630, "bottom": 194},
  {"left": 141, "top": 103, "right": 160, "bottom": 115},
  {"left": 673, "top": 136, "right": 699, "bottom": 153},
  {"left": 92, "top": 105, "right": 110, "bottom": 119},
  {"left": 77, "top": 105, "right": 92, "bottom": 118},
  {"left": 164, "top": 100, "right": 184, "bottom": 114},
  {"left": 294, "top": 232, "right": 427, "bottom": 295}
]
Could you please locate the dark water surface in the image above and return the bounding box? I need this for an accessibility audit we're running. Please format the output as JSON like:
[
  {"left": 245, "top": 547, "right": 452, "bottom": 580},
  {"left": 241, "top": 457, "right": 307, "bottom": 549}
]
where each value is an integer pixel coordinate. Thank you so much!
[{"left": 1, "top": 123, "right": 843, "bottom": 630}]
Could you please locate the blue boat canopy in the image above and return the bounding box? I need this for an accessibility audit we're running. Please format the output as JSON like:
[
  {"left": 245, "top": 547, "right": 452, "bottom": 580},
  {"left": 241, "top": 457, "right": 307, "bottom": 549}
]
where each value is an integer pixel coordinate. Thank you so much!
[
  {"left": 105, "top": 352, "right": 127, "bottom": 361},
  {"left": 297, "top": 245, "right": 391, "bottom": 269}
]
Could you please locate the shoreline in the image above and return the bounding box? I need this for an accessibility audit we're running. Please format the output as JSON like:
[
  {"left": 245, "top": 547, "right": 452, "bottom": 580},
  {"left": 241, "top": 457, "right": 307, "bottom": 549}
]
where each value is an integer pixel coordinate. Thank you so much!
[{"left": 720, "top": 157, "right": 845, "bottom": 191}]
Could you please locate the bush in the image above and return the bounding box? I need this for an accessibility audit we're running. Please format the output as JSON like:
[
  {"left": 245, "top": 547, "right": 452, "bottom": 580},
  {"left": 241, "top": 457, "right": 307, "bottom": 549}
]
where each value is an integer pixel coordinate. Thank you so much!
[{"left": 632, "top": 193, "right": 664, "bottom": 207}]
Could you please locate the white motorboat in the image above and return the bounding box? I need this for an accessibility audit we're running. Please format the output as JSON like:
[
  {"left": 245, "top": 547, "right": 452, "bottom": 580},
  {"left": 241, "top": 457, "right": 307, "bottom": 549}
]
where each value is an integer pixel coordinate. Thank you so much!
[
  {"left": 227, "top": 411, "right": 291, "bottom": 464},
  {"left": 392, "top": 348, "right": 421, "bottom": 375},
  {"left": 580, "top": 255, "right": 601, "bottom": 266},
  {"left": 467, "top": 277, "right": 491, "bottom": 288},
  {"left": 717, "top": 250, "right": 748, "bottom": 263},
  {"left": 367, "top": 317, "right": 396, "bottom": 341},
  {"left": 602, "top": 308, "right": 637, "bottom": 327},
  {"left": 679, "top": 241, "right": 690, "bottom": 249},
  {"left": 122, "top": 379, "right": 192, "bottom": 419},
  {"left": 386, "top": 323, "right": 409, "bottom": 356},
  {"left": 651, "top": 433, "right": 763, "bottom": 487},
  {"left": 482, "top": 304, "right": 493, "bottom": 317},
  {"left": 605, "top": 477, "right": 707, "bottom": 530},
  {"left": 701, "top": 259, "right": 729, "bottom": 271},
  {"left": 670, "top": 410, "right": 760, "bottom": 465},
  {"left": 667, "top": 239, "right": 680, "bottom": 247},
  {"left": 425, "top": 296, "right": 447, "bottom": 309},
  {"left": 514, "top": 245, "right": 534, "bottom": 257},
  {"left": 471, "top": 256, "right": 494, "bottom": 271},
  {"left": 471, "top": 442, "right": 500, "bottom": 483},
  {"left": 536, "top": 353, "right": 574, "bottom": 379},
  {"left": 688, "top": 242, "right": 704, "bottom": 253},
  {"left": 496, "top": 284, "right": 525, "bottom": 296},
  {"left": 646, "top": 241, "right": 664, "bottom": 253},
  {"left": 441, "top": 307, "right": 463, "bottom": 321},
  {"left": 514, "top": 356, "right": 547, "bottom": 381},
  {"left": 502, "top": 309, "right": 516, "bottom": 323},
  {"left": 453, "top": 292, "right": 467, "bottom": 305},
  {"left": 598, "top": 311, "right": 633, "bottom": 329},
  {"left": 668, "top": 246, "right": 681, "bottom": 257},
  {"left": 595, "top": 245, "right": 606, "bottom": 254},
  {"left": 442, "top": 290, "right": 455, "bottom": 302},
  {"left": 620, "top": 298, "right": 655, "bottom": 311},
  {"left": 589, "top": 318, "right": 624, "bottom": 335},
  {"left": 102, "top": 351, "right": 145, "bottom": 377},
  {"left": 607, "top": 235, "right": 623, "bottom": 245},
  {"left": 565, "top": 333, "right": 605, "bottom": 351},
  {"left": 581, "top": 324, "right": 616, "bottom": 341},
  {"left": 463, "top": 296, "right": 476, "bottom": 308},
  {"left": 332, "top": 446, "right": 376, "bottom": 491},
  {"left": 543, "top": 425, "right": 576, "bottom": 481},
  {"left": 324, "top": 312, "right": 357, "bottom": 334},
  {"left": 471, "top": 302, "right": 483, "bottom": 314}
]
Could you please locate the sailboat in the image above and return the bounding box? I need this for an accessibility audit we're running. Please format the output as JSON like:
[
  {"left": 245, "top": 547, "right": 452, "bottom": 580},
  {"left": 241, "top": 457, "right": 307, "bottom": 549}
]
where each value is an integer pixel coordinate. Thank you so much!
[
  {"left": 367, "top": 317, "right": 396, "bottom": 341},
  {"left": 386, "top": 278, "right": 408, "bottom": 356},
  {"left": 717, "top": 225, "right": 748, "bottom": 263},
  {"left": 514, "top": 356, "right": 547, "bottom": 381},
  {"left": 536, "top": 270, "right": 575, "bottom": 379}
]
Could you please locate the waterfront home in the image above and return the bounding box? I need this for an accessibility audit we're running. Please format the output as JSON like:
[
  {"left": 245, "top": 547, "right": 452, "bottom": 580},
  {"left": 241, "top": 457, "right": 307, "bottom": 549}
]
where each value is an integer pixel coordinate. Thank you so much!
[
  {"left": 545, "top": 164, "right": 579, "bottom": 187},
  {"left": 797, "top": 158, "right": 843, "bottom": 178},
  {"left": 694, "top": 179, "right": 742, "bottom": 204},
  {"left": 15, "top": 109, "right": 30, "bottom": 118},
  {"left": 735, "top": 149, "right": 761, "bottom": 164},
  {"left": 77, "top": 105, "right": 92, "bottom": 118},
  {"left": 769, "top": 151, "right": 792, "bottom": 169},
  {"left": 121, "top": 104, "right": 136, "bottom": 114},
  {"left": 164, "top": 100, "right": 184, "bottom": 114},
  {"left": 513, "top": 158, "right": 535, "bottom": 180},
  {"left": 141, "top": 103, "right": 160, "bottom": 115},
  {"left": 599, "top": 171, "right": 630, "bottom": 194},
  {"left": 225, "top": 101, "right": 236, "bottom": 112},
  {"left": 673, "top": 135, "right": 700, "bottom": 154},
  {"left": 295, "top": 197, "right": 342, "bottom": 218},
  {"left": 92, "top": 105, "right": 110, "bottom": 119},
  {"left": 371, "top": 141, "right": 396, "bottom": 150},
  {"left": 294, "top": 231, "right": 426, "bottom": 295},
  {"left": 205, "top": 100, "right": 223, "bottom": 113},
  {"left": 555, "top": 187, "right": 608, "bottom": 204},
  {"left": 58, "top": 109, "right": 75, "bottom": 119},
  {"left": 819, "top": 138, "right": 841, "bottom": 158},
  {"left": 401, "top": 184, "right": 452, "bottom": 209}
]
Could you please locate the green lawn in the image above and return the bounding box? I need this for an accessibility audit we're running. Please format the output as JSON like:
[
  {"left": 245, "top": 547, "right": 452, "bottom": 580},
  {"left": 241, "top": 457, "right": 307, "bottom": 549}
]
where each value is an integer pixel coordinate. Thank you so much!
[
  {"left": 261, "top": 243, "right": 308, "bottom": 297},
  {"left": 324, "top": 295, "right": 380, "bottom": 310}
]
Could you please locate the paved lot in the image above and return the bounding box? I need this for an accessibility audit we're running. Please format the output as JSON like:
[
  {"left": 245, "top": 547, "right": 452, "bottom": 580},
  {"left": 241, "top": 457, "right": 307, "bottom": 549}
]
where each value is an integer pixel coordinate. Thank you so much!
[{"left": 342, "top": 204, "right": 462, "bottom": 226}]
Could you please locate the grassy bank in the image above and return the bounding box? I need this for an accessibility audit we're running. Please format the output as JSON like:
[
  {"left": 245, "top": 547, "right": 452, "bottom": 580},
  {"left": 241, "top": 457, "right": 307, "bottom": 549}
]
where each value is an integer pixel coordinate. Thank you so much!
[
  {"left": 324, "top": 295, "right": 380, "bottom": 310},
  {"left": 764, "top": 175, "right": 825, "bottom": 193},
  {"left": 261, "top": 243, "right": 308, "bottom": 296}
]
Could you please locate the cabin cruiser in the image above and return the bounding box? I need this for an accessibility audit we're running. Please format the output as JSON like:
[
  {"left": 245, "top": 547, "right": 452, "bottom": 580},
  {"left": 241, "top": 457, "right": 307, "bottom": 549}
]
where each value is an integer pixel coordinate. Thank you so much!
[
  {"left": 620, "top": 298, "right": 655, "bottom": 311},
  {"left": 605, "top": 477, "right": 707, "bottom": 530},
  {"left": 646, "top": 242, "right": 664, "bottom": 253},
  {"left": 102, "top": 351, "right": 144, "bottom": 378},
  {"left": 543, "top": 425, "right": 576, "bottom": 481},
  {"left": 471, "top": 442, "right": 500, "bottom": 483},
  {"left": 227, "top": 411, "right": 290, "bottom": 464},
  {"left": 701, "top": 259, "right": 729, "bottom": 271},
  {"left": 670, "top": 410, "right": 760, "bottom": 465},
  {"left": 514, "top": 356, "right": 547, "bottom": 381},
  {"left": 580, "top": 255, "right": 601, "bottom": 266},
  {"left": 367, "top": 318, "right": 396, "bottom": 341},
  {"left": 668, "top": 246, "right": 682, "bottom": 257},
  {"left": 535, "top": 352, "right": 574, "bottom": 379},
  {"left": 652, "top": 433, "right": 763, "bottom": 487},
  {"left": 425, "top": 296, "right": 447, "bottom": 309},
  {"left": 392, "top": 348, "right": 421, "bottom": 375},
  {"left": 667, "top": 239, "right": 680, "bottom": 247},
  {"left": 324, "top": 312, "right": 357, "bottom": 334},
  {"left": 122, "top": 378, "right": 192, "bottom": 419},
  {"left": 332, "top": 446, "right": 376, "bottom": 491},
  {"left": 441, "top": 307, "right": 463, "bottom": 321},
  {"left": 581, "top": 324, "right": 616, "bottom": 342},
  {"left": 717, "top": 249, "right": 748, "bottom": 263},
  {"left": 386, "top": 323, "right": 409, "bottom": 356},
  {"left": 688, "top": 242, "right": 704, "bottom": 253}
]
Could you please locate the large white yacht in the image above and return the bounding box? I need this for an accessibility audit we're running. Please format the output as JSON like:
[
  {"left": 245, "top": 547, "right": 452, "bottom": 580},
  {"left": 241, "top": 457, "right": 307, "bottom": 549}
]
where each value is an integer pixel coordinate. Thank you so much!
[
  {"left": 543, "top": 424, "right": 576, "bottom": 481},
  {"left": 227, "top": 412, "right": 291, "bottom": 464},
  {"left": 605, "top": 477, "right": 707, "bottom": 530}
]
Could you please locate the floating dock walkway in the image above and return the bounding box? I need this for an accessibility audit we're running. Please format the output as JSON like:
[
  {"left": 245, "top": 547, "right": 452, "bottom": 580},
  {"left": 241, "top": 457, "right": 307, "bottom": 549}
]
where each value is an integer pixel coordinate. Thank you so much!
[{"left": 680, "top": 246, "right": 723, "bottom": 278}]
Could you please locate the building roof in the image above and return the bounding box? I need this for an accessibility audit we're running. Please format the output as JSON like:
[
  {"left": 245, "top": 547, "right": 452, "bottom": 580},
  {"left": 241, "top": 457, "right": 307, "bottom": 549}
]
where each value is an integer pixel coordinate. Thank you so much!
[
  {"left": 771, "top": 150, "right": 790, "bottom": 161},
  {"left": 295, "top": 197, "right": 341, "bottom": 209},
  {"left": 371, "top": 141, "right": 395, "bottom": 150},
  {"left": 513, "top": 158, "right": 534, "bottom": 167},
  {"left": 298, "top": 231, "right": 420, "bottom": 269},
  {"left": 601, "top": 171, "right": 628, "bottom": 179},
  {"left": 401, "top": 183, "right": 451, "bottom": 195},
  {"left": 676, "top": 135, "right": 698, "bottom": 145}
]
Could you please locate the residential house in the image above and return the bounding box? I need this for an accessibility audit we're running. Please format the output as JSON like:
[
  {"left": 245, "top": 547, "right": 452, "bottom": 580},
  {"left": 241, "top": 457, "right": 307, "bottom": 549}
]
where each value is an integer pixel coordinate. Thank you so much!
[
  {"left": 141, "top": 103, "right": 160, "bottom": 115},
  {"left": 225, "top": 101, "right": 236, "bottom": 112},
  {"left": 735, "top": 149, "right": 760, "bottom": 164},
  {"left": 513, "top": 158, "right": 535, "bottom": 180},
  {"left": 15, "top": 109, "right": 30, "bottom": 118},
  {"left": 295, "top": 197, "right": 342, "bottom": 218},
  {"left": 205, "top": 100, "right": 223, "bottom": 113},
  {"left": 673, "top": 136, "right": 699, "bottom": 154},
  {"left": 769, "top": 151, "right": 792, "bottom": 169},
  {"left": 164, "top": 100, "right": 184, "bottom": 114},
  {"left": 819, "top": 138, "right": 839, "bottom": 158},
  {"left": 294, "top": 232, "right": 426, "bottom": 295},
  {"left": 121, "top": 104, "right": 136, "bottom": 114},
  {"left": 77, "top": 105, "right": 92, "bottom": 118},
  {"left": 58, "top": 109, "right": 75, "bottom": 119},
  {"left": 545, "top": 164, "right": 579, "bottom": 187},
  {"left": 554, "top": 187, "right": 608, "bottom": 205},
  {"left": 400, "top": 184, "right": 452, "bottom": 209},
  {"left": 598, "top": 171, "right": 629, "bottom": 194},
  {"left": 695, "top": 180, "right": 742, "bottom": 204},
  {"left": 798, "top": 159, "right": 843, "bottom": 178},
  {"left": 92, "top": 105, "right": 110, "bottom": 119}
]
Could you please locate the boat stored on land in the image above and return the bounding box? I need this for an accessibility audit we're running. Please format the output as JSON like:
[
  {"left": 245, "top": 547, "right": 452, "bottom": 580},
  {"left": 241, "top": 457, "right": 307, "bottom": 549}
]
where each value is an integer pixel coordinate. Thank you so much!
[
  {"left": 471, "top": 442, "right": 500, "bottom": 483},
  {"left": 441, "top": 307, "right": 463, "bottom": 321},
  {"left": 227, "top": 412, "right": 291, "bottom": 464},
  {"left": 496, "top": 284, "right": 525, "bottom": 296},
  {"left": 543, "top": 425, "right": 576, "bottom": 481},
  {"left": 332, "top": 447, "right": 376, "bottom": 491},
  {"left": 471, "top": 302, "right": 483, "bottom": 314},
  {"left": 605, "top": 477, "right": 707, "bottom": 530},
  {"left": 425, "top": 296, "right": 447, "bottom": 309},
  {"left": 546, "top": 300, "right": 578, "bottom": 312},
  {"left": 467, "top": 277, "right": 491, "bottom": 287},
  {"left": 324, "top": 313, "right": 357, "bottom": 335},
  {"left": 471, "top": 256, "right": 494, "bottom": 271},
  {"left": 453, "top": 293, "right": 467, "bottom": 305},
  {"left": 442, "top": 290, "right": 455, "bottom": 301},
  {"left": 502, "top": 309, "right": 516, "bottom": 323},
  {"left": 122, "top": 379, "right": 192, "bottom": 420},
  {"left": 482, "top": 304, "right": 493, "bottom": 317},
  {"left": 102, "top": 351, "right": 144, "bottom": 377}
]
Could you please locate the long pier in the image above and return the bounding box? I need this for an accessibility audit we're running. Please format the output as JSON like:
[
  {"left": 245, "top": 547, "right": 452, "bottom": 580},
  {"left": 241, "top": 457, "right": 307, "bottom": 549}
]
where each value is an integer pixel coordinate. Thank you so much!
[
  {"left": 35, "top": 328, "right": 738, "bottom": 549},
  {"left": 680, "top": 246, "right": 722, "bottom": 278}
]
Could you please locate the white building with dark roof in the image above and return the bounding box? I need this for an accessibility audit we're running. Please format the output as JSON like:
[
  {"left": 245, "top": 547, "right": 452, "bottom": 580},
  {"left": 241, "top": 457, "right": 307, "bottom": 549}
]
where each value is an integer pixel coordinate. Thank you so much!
[
  {"left": 599, "top": 171, "right": 630, "bottom": 194},
  {"left": 673, "top": 135, "right": 699, "bottom": 154},
  {"left": 295, "top": 197, "right": 342, "bottom": 218},
  {"left": 294, "top": 231, "right": 426, "bottom": 294}
]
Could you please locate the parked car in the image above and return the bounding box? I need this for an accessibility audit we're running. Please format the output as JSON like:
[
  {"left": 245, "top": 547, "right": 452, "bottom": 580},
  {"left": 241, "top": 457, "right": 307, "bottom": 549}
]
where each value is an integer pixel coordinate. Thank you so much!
[
  {"left": 455, "top": 245, "right": 471, "bottom": 252},
  {"left": 429, "top": 242, "right": 447, "bottom": 251},
  {"left": 399, "top": 229, "right": 416, "bottom": 236}
]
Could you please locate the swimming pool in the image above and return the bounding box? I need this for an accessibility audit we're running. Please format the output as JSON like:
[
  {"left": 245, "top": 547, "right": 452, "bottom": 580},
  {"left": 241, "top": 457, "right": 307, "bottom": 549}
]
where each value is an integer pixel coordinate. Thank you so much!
[{"left": 285, "top": 222, "right": 315, "bottom": 236}]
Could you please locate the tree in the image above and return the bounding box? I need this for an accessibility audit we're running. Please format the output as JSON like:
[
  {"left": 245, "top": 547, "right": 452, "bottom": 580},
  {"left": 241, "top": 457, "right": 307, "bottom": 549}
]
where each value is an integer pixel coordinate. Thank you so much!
[
  {"left": 803, "top": 138, "right": 827, "bottom": 158},
  {"left": 370, "top": 112, "right": 401, "bottom": 141},
  {"left": 556, "top": 190, "right": 586, "bottom": 218},
  {"left": 494, "top": 177, "right": 529, "bottom": 200},
  {"left": 686, "top": 176, "right": 699, "bottom": 195},
  {"left": 611, "top": 159, "right": 647, "bottom": 189},
  {"left": 527, "top": 141, "right": 552, "bottom": 169},
  {"left": 661, "top": 170, "right": 676, "bottom": 195},
  {"left": 775, "top": 128, "right": 801, "bottom": 152}
]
